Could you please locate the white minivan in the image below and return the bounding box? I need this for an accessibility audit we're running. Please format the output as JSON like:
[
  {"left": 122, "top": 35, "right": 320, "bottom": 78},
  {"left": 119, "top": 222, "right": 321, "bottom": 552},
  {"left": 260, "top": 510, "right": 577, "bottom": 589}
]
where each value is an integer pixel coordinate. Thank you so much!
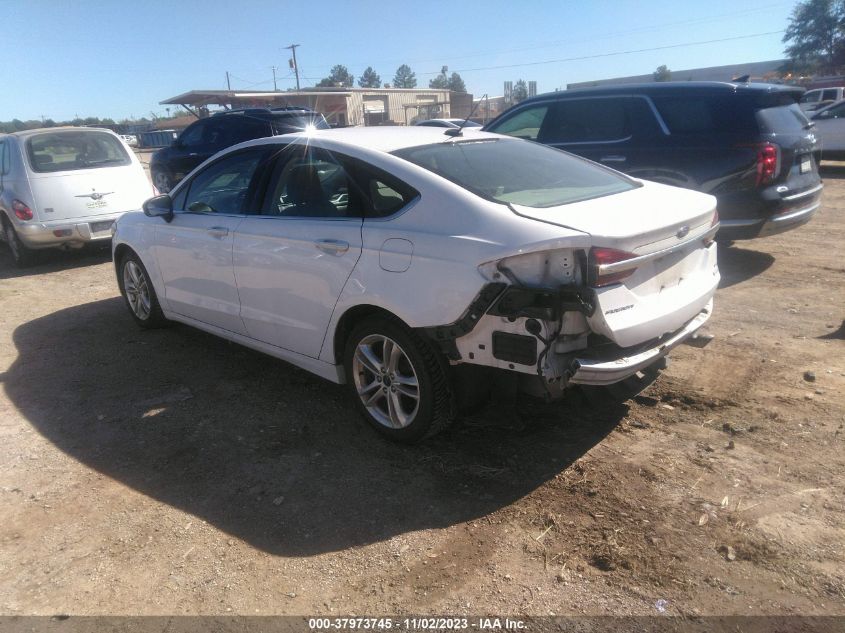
[{"left": 0, "top": 127, "right": 153, "bottom": 266}]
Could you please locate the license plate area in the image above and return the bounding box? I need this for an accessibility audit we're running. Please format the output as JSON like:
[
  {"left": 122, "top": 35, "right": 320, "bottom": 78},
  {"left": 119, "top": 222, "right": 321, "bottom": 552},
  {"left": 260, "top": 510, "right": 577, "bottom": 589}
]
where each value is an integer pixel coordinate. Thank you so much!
[
  {"left": 800, "top": 155, "right": 812, "bottom": 174},
  {"left": 90, "top": 220, "right": 114, "bottom": 234}
]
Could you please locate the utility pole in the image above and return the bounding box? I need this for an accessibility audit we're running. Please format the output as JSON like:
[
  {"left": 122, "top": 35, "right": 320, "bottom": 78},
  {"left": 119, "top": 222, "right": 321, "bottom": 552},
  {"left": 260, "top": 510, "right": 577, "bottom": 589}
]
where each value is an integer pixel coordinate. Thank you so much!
[
  {"left": 226, "top": 71, "right": 231, "bottom": 91},
  {"left": 271, "top": 66, "right": 278, "bottom": 91},
  {"left": 285, "top": 44, "right": 301, "bottom": 90}
]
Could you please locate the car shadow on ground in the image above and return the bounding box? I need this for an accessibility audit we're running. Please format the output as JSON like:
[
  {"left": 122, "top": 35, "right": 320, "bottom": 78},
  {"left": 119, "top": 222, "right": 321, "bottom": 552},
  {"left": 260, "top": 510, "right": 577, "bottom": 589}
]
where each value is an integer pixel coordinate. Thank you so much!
[
  {"left": 717, "top": 244, "right": 775, "bottom": 289},
  {"left": 0, "top": 244, "right": 111, "bottom": 280},
  {"left": 1, "top": 298, "right": 628, "bottom": 557}
]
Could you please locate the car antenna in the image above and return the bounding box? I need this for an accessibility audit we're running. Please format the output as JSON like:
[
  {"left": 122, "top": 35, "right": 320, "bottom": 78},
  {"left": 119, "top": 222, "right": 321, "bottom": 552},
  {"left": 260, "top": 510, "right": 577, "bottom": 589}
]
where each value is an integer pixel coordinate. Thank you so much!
[{"left": 444, "top": 94, "right": 486, "bottom": 138}]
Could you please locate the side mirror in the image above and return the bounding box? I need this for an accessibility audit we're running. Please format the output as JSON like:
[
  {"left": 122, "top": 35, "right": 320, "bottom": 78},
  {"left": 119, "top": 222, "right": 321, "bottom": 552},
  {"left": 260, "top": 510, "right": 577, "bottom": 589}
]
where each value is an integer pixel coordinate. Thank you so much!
[
  {"left": 143, "top": 194, "right": 174, "bottom": 222},
  {"left": 172, "top": 138, "right": 184, "bottom": 148}
]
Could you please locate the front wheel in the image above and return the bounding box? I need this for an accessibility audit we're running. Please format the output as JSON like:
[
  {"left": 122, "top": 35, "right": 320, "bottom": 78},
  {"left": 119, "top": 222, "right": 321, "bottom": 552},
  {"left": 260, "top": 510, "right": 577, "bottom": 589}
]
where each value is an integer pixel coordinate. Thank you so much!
[
  {"left": 344, "top": 318, "right": 454, "bottom": 442},
  {"left": 118, "top": 252, "right": 168, "bottom": 328}
]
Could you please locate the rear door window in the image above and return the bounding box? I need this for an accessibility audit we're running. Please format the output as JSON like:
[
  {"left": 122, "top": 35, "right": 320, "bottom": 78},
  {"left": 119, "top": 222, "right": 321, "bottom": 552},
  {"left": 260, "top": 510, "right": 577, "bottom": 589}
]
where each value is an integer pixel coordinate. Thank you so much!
[
  {"left": 178, "top": 121, "right": 206, "bottom": 147},
  {"left": 652, "top": 95, "right": 757, "bottom": 134},
  {"left": 26, "top": 131, "right": 131, "bottom": 173},
  {"left": 227, "top": 117, "right": 270, "bottom": 145},
  {"left": 542, "top": 98, "right": 631, "bottom": 143},
  {"left": 261, "top": 146, "right": 361, "bottom": 218}
]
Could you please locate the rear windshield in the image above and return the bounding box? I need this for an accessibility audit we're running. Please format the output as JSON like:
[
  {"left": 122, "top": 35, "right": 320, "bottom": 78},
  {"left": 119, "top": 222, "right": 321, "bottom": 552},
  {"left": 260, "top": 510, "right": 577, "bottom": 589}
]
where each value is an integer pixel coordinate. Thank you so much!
[
  {"left": 26, "top": 130, "right": 131, "bottom": 173},
  {"left": 393, "top": 138, "right": 637, "bottom": 208},
  {"left": 756, "top": 103, "right": 811, "bottom": 134}
]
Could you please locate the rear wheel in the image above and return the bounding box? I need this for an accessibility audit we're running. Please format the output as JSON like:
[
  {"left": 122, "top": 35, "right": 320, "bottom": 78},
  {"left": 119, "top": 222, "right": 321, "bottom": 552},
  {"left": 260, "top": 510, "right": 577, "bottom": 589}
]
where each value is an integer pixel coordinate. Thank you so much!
[
  {"left": 3, "top": 221, "right": 34, "bottom": 267},
  {"left": 118, "top": 252, "right": 168, "bottom": 328},
  {"left": 344, "top": 318, "right": 454, "bottom": 442}
]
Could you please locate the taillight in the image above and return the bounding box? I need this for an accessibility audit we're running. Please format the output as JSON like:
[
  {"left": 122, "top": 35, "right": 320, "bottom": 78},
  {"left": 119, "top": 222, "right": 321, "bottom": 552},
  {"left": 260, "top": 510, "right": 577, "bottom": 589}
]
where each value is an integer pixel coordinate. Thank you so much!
[
  {"left": 12, "top": 200, "right": 33, "bottom": 221},
  {"left": 589, "top": 247, "right": 639, "bottom": 287},
  {"left": 703, "top": 209, "right": 719, "bottom": 246},
  {"left": 756, "top": 143, "right": 780, "bottom": 186}
]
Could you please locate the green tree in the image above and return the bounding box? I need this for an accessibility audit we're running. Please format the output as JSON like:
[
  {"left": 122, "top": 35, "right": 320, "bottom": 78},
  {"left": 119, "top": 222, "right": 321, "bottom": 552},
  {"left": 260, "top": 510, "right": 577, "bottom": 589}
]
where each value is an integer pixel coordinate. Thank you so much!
[
  {"left": 447, "top": 72, "right": 466, "bottom": 92},
  {"left": 393, "top": 64, "right": 417, "bottom": 88},
  {"left": 429, "top": 66, "right": 450, "bottom": 89},
  {"left": 653, "top": 64, "right": 672, "bottom": 82},
  {"left": 358, "top": 66, "right": 381, "bottom": 88},
  {"left": 783, "top": 0, "right": 845, "bottom": 74},
  {"left": 512, "top": 79, "right": 528, "bottom": 103},
  {"left": 317, "top": 65, "right": 354, "bottom": 87}
]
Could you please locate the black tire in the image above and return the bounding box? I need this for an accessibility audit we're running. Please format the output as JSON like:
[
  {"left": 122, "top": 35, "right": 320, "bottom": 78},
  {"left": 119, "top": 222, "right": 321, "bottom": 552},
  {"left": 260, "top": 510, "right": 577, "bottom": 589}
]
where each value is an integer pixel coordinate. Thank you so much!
[
  {"left": 151, "top": 168, "right": 173, "bottom": 194},
  {"left": 117, "top": 251, "right": 168, "bottom": 329},
  {"left": 3, "top": 220, "right": 35, "bottom": 267},
  {"left": 344, "top": 317, "right": 454, "bottom": 443}
]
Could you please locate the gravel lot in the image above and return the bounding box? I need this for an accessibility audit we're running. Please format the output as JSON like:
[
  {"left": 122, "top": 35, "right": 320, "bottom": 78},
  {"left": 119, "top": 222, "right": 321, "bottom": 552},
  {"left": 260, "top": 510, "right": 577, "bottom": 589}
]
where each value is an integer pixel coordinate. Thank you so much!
[{"left": 0, "top": 164, "right": 843, "bottom": 618}]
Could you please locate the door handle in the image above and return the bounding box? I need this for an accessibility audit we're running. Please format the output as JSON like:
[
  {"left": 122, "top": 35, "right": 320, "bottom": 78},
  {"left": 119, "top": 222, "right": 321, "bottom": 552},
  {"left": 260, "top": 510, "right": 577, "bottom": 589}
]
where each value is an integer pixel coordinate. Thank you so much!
[
  {"left": 314, "top": 239, "right": 349, "bottom": 254},
  {"left": 207, "top": 226, "right": 229, "bottom": 238},
  {"left": 600, "top": 155, "right": 627, "bottom": 163}
]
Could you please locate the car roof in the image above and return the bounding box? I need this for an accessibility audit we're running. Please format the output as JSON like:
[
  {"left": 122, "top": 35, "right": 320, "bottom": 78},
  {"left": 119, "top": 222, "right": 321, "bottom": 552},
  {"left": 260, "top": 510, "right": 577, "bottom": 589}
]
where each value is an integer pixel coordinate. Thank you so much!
[
  {"left": 519, "top": 81, "right": 805, "bottom": 104},
  {"left": 4, "top": 126, "right": 117, "bottom": 139},
  {"left": 249, "top": 125, "right": 501, "bottom": 154}
]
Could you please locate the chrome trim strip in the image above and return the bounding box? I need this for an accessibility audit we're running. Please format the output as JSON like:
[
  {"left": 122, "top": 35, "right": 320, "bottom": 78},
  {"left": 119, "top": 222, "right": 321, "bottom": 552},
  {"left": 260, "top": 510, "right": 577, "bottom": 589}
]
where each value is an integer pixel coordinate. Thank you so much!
[
  {"left": 596, "top": 224, "right": 719, "bottom": 275},
  {"left": 781, "top": 183, "right": 823, "bottom": 201},
  {"left": 569, "top": 306, "right": 711, "bottom": 386},
  {"left": 767, "top": 201, "right": 820, "bottom": 223},
  {"left": 719, "top": 218, "right": 762, "bottom": 227}
]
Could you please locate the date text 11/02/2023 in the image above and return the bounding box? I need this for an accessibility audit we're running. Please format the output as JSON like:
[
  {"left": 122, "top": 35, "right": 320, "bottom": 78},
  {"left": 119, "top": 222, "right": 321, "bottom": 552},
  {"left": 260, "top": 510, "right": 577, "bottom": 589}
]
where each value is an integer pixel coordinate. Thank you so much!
[{"left": 308, "top": 617, "right": 527, "bottom": 630}]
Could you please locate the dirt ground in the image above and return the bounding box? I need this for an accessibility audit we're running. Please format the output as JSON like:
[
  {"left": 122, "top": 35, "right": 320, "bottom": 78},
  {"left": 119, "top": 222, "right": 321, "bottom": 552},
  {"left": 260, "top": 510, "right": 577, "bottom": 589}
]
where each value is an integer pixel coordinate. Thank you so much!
[{"left": 0, "top": 164, "right": 844, "bottom": 620}]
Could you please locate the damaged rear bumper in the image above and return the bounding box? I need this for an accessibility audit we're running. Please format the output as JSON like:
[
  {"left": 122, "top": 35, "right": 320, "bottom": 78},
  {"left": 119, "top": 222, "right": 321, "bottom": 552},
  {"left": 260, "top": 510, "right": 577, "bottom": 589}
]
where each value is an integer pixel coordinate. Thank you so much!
[{"left": 567, "top": 300, "right": 713, "bottom": 386}]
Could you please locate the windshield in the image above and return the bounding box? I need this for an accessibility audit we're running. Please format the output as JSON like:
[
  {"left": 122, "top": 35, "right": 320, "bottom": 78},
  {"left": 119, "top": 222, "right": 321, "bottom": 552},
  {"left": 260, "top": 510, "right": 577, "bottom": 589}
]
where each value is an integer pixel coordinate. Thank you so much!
[
  {"left": 393, "top": 138, "right": 637, "bottom": 208},
  {"left": 26, "top": 130, "right": 131, "bottom": 173}
]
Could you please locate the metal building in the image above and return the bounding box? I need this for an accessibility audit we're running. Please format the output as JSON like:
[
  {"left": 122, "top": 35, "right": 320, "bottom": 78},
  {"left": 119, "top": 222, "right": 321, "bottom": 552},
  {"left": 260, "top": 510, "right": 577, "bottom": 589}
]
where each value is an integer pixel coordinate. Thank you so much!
[{"left": 160, "top": 88, "right": 464, "bottom": 127}]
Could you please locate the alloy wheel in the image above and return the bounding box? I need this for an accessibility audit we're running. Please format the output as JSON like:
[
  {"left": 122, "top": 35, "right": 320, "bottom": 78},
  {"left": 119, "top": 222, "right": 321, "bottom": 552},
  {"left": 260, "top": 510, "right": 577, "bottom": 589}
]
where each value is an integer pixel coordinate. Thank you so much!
[
  {"left": 123, "top": 260, "right": 151, "bottom": 320},
  {"left": 351, "top": 334, "right": 420, "bottom": 429}
]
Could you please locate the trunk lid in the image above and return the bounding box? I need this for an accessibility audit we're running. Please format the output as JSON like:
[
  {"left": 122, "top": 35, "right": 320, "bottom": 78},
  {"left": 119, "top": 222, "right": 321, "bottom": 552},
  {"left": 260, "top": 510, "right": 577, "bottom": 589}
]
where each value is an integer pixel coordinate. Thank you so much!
[{"left": 509, "top": 180, "right": 717, "bottom": 255}]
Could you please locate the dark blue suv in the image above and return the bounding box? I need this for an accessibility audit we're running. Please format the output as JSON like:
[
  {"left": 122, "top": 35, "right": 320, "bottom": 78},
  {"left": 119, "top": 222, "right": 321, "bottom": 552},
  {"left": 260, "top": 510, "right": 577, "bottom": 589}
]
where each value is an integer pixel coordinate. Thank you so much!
[
  {"left": 150, "top": 108, "right": 329, "bottom": 193},
  {"left": 484, "top": 82, "right": 822, "bottom": 241}
]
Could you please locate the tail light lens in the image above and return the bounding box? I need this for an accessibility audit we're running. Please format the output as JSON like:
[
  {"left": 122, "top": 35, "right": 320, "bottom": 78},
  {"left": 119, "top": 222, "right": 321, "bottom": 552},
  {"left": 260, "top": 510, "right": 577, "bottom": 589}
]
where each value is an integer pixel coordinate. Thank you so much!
[
  {"left": 589, "top": 247, "right": 639, "bottom": 287},
  {"left": 703, "top": 209, "right": 719, "bottom": 245},
  {"left": 12, "top": 200, "right": 33, "bottom": 221},
  {"left": 756, "top": 142, "right": 780, "bottom": 186}
]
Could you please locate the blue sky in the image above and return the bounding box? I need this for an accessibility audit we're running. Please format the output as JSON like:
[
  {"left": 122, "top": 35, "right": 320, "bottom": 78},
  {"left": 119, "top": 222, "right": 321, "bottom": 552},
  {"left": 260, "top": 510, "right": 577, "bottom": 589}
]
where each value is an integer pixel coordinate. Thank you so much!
[{"left": 2, "top": 0, "right": 797, "bottom": 121}]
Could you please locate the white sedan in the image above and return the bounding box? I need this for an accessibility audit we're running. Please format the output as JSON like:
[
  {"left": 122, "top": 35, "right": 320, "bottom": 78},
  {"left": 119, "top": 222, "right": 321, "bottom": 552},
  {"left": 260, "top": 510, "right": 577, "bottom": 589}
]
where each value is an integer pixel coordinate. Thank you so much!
[{"left": 112, "top": 127, "right": 719, "bottom": 442}]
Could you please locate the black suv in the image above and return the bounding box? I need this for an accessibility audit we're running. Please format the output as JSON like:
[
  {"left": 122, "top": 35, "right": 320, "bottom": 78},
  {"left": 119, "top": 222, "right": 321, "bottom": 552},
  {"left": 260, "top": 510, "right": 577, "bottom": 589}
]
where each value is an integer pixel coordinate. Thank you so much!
[
  {"left": 150, "top": 108, "right": 329, "bottom": 192},
  {"left": 484, "top": 82, "right": 822, "bottom": 241}
]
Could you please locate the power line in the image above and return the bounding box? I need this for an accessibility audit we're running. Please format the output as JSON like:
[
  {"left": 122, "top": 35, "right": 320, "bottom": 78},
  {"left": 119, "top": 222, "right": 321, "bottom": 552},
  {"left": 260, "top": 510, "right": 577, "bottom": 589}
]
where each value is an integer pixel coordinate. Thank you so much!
[
  {"left": 416, "top": 30, "right": 786, "bottom": 76},
  {"left": 295, "top": 3, "right": 789, "bottom": 75}
]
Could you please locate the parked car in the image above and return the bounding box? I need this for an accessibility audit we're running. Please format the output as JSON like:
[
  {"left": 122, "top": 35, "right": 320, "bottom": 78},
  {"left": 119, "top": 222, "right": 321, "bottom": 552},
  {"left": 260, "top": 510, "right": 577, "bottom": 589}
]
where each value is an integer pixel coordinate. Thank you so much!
[
  {"left": 113, "top": 127, "right": 719, "bottom": 442},
  {"left": 484, "top": 82, "right": 822, "bottom": 241},
  {"left": 799, "top": 87, "right": 845, "bottom": 112},
  {"left": 810, "top": 100, "right": 845, "bottom": 160},
  {"left": 415, "top": 118, "right": 483, "bottom": 128},
  {"left": 0, "top": 127, "right": 153, "bottom": 266},
  {"left": 120, "top": 134, "right": 139, "bottom": 147},
  {"left": 149, "top": 108, "right": 330, "bottom": 193}
]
